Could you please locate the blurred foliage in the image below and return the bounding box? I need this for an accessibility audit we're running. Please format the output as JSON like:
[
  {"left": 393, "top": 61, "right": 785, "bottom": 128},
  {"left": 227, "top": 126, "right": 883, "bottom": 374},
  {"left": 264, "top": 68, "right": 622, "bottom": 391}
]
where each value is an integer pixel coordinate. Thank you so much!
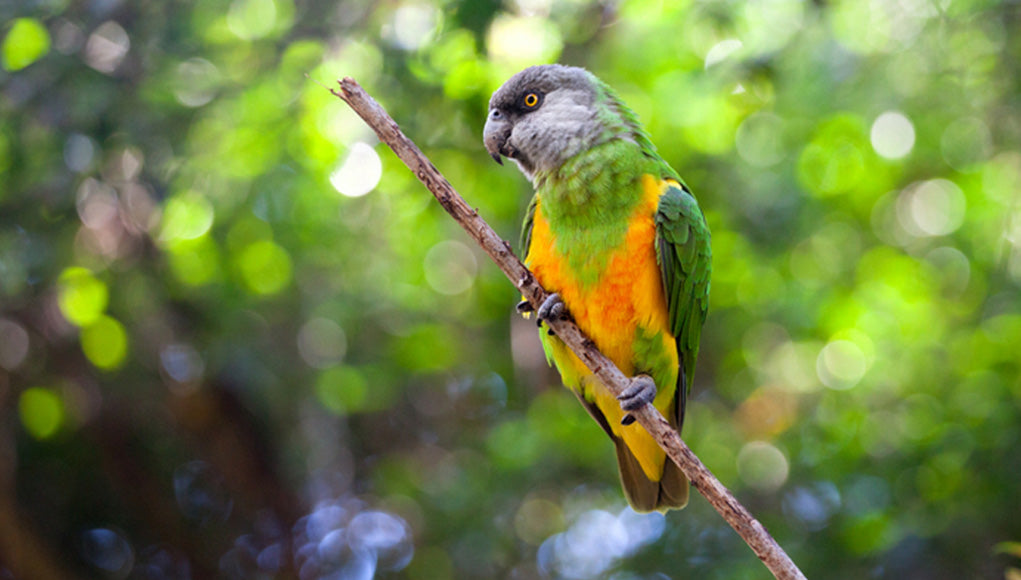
[{"left": 1, "top": 0, "right": 1020, "bottom": 579}]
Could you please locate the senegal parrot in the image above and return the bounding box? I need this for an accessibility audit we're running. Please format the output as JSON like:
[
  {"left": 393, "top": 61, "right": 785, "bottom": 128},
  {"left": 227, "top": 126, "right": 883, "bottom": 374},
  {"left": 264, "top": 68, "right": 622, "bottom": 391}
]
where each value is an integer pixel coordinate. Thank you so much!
[{"left": 483, "top": 65, "right": 711, "bottom": 512}]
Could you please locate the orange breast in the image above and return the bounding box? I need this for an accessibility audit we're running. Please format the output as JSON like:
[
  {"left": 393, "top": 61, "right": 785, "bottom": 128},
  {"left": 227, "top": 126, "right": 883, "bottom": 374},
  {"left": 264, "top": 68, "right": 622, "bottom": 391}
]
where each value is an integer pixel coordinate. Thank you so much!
[{"left": 525, "top": 175, "right": 680, "bottom": 480}]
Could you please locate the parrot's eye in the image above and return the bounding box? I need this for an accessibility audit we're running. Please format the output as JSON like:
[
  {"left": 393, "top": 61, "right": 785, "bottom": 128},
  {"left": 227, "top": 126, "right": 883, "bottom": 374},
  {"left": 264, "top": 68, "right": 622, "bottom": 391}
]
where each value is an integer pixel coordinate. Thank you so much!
[{"left": 521, "top": 91, "right": 542, "bottom": 110}]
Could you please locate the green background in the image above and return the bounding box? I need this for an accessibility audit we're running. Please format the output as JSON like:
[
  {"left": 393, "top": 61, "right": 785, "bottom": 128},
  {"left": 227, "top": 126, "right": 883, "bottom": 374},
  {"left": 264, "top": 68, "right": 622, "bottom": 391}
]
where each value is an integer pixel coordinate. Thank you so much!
[{"left": 1, "top": 0, "right": 1019, "bottom": 578}]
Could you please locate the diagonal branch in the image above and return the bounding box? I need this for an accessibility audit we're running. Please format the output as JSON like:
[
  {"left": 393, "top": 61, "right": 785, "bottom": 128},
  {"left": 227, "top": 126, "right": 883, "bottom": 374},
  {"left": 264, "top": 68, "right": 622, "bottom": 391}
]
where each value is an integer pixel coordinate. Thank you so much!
[{"left": 331, "top": 77, "right": 807, "bottom": 580}]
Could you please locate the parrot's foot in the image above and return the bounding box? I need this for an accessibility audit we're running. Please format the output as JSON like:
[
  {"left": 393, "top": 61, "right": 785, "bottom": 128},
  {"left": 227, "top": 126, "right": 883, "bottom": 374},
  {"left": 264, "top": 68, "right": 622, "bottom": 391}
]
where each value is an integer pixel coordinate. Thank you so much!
[
  {"left": 536, "top": 293, "right": 569, "bottom": 326},
  {"left": 516, "top": 299, "right": 534, "bottom": 314},
  {"left": 618, "top": 374, "right": 657, "bottom": 425}
]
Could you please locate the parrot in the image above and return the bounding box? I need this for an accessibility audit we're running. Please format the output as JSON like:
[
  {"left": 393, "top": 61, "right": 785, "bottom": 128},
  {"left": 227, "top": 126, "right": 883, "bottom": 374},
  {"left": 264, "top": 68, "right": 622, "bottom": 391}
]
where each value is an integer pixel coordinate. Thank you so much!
[{"left": 483, "top": 64, "right": 711, "bottom": 512}]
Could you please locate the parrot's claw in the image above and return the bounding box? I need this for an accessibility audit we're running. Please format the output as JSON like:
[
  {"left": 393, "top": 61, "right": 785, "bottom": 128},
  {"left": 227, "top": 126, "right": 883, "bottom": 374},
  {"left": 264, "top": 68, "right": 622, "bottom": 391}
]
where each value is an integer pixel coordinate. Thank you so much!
[
  {"left": 516, "top": 300, "right": 534, "bottom": 314},
  {"left": 618, "top": 374, "right": 657, "bottom": 418},
  {"left": 536, "top": 293, "right": 569, "bottom": 327}
]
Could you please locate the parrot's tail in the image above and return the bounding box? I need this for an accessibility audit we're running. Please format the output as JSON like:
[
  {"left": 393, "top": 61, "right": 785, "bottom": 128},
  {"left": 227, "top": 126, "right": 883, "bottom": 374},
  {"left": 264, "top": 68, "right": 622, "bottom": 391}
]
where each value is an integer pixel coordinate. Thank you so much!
[{"left": 614, "top": 440, "right": 689, "bottom": 513}]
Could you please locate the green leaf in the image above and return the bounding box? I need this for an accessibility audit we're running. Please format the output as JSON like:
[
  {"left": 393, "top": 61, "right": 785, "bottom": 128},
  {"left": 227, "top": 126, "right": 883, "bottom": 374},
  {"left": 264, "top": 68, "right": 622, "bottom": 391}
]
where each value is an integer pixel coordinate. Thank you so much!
[{"left": 2, "top": 18, "right": 51, "bottom": 71}]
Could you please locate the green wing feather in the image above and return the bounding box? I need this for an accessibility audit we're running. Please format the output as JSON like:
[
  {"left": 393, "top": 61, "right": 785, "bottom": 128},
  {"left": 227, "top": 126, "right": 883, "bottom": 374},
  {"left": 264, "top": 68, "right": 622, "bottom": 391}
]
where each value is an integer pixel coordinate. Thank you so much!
[
  {"left": 655, "top": 182, "right": 711, "bottom": 433},
  {"left": 520, "top": 194, "right": 538, "bottom": 259}
]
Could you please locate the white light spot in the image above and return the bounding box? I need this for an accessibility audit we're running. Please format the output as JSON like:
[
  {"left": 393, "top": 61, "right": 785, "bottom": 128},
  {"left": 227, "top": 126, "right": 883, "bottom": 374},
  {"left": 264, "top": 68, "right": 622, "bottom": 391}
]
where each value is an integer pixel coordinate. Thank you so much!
[
  {"left": 330, "top": 143, "right": 382, "bottom": 198},
  {"left": 536, "top": 506, "right": 664, "bottom": 579},
  {"left": 76, "top": 178, "right": 120, "bottom": 230},
  {"left": 116, "top": 147, "right": 145, "bottom": 182},
  {"left": 737, "top": 441, "right": 789, "bottom": 492},
  {"left": 173, "top": 58, "right": 221, "bottom": 107},
  {"left": 870, "top": 111, "right": 915, "bottom": 160},
  {"left": 297, "top": 318, "right": 347, "bottom": 369},
  {"left": 816, "top": 340, "right": 867, "bottom": 390},
  {"left": 487, "top": 15, "right": 562, "bottom": 66},
  {"left": 84, "top": 21, "right": 129, "bottom": 74},
  {"left": 896, "top": 179, "right": 966, "bottom": 237},
  {"left": 424, "top": 240, "right": 477, "bottom": 295},
  {"left": 387, "top": 3, "right": 441, "bottom": 51},
  {"left": 769, "top": 341, "right": 822, "bottom": 392},
  {"left": 704, "top": 39, "right": 743, "bottom": 69}
]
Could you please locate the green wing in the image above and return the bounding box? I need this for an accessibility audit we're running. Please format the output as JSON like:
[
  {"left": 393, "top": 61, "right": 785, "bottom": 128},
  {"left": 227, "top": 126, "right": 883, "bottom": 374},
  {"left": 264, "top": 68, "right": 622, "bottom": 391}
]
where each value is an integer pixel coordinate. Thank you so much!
[
  {"left": 655, "top": 182, "right": 711, "bottom": 433},
  {"left": 520, "top": 194, "right": 538, "bottom": 260}
]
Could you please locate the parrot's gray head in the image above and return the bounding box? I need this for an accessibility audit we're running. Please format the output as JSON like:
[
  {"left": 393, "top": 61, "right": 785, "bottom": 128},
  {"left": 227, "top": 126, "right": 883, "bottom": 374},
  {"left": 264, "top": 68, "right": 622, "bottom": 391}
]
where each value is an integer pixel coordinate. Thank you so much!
[{"left": 484, "top": 64, "right": 635, "bottom": 181}]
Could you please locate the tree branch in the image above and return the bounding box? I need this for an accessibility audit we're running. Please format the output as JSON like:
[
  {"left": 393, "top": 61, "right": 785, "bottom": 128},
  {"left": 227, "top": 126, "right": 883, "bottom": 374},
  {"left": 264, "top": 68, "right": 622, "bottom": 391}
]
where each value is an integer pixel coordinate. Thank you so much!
[{"left": 331, "top": 77, "right": 807, "bottom": 580}]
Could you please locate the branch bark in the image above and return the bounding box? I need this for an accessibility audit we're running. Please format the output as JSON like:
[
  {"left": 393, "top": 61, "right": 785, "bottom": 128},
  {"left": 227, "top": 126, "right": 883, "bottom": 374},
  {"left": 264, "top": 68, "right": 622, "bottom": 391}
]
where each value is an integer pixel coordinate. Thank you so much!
[{"left": 331, "top": 77, "right": 807, "bottom": 580}]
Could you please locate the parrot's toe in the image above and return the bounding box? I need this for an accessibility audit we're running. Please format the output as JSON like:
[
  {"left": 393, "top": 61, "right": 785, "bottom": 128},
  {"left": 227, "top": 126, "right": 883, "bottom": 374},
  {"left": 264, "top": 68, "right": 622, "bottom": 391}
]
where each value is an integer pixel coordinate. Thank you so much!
[
  {"left": 618, "top": 374, "right": 657, "bottom": 415},
  {"left": 516, "top": 299, "right": 534, "bottom": 314},
  {"left": 536, "top": 292, "right": 569, "bottom": 327}
]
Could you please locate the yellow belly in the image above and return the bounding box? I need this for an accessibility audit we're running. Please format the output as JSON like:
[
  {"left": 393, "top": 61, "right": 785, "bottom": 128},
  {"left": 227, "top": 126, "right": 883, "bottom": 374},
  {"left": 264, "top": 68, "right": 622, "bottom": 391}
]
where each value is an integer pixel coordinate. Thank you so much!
[{"left": 526, "top": 175, "right": 680, "bottom": 480}]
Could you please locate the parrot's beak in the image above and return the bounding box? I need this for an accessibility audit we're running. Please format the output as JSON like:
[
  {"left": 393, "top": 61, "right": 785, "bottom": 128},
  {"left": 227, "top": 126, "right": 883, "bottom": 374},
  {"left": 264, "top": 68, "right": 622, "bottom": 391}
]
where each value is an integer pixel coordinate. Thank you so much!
[{"left": 483, "top": 112, "right": 510, "bottom": 165}]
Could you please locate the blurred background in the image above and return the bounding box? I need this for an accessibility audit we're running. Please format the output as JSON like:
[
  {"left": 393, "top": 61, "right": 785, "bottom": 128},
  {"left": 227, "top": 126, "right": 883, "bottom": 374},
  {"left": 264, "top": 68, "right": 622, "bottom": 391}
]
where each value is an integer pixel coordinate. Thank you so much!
[{"left": 2, "top": 0, "right": 1020, "bottom": 578}]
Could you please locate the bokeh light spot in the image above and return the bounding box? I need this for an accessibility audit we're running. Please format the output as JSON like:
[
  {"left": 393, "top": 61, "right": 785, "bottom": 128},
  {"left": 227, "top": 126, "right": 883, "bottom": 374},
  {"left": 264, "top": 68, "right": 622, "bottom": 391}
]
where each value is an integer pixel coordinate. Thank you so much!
[
  {"left": 76, "top": 178, "right": 119, "bottom": 230},
  {"left": 798, "top": 115, "right": 869, "bottom": 197},
  {"left": 514, "top": 497, "right": 563, "bottom": 545},
  {"left": 424, "top": 240, "right": 477, "bottom": 295},
  {"left": 870, "top": 111, "right": 915, "bottom": 160},
  {"left": 159, "top": 192, "right": 215, "bottom": 244},
  {"left": 57, "top": 267, "right": 109, "bottom": 327},
  {"left": 896, "top": 179, "right": 966, "bottom": 237},
  {"left": 347, "top": 511, "right": 414, "bottom": 571},
  {"left": 740, "top": 0, "right": 804, "bottom": 55},
  {"left": 537, "top": 508, "right": 664, "bottom": 579},
  {"left": 160, "top": 343, "right": 205, "bottom": 389},
  {"left": 0, "top": 318, "right": 30, "bottom": 370},
  {"left": 734, "top": 386, "right": 798, "bottom": 439},
  {"left": 330, "top": 143, "right": 382, "bottom": 197},
  {"left": 486, "top": 418, "right": 542, "bottom": 469},
  {"left": 237, "top": 240, "right": 292, "bottom": 295},
  {"left": 19, "top": 387, "right": 65, "bottom": 440},
  {"left": 737, "top": 441, "right": 789, "bottom": 492},
  {"left": 81, "top": 315, "right": 129, "bottom": 370},
  {"left": 783, "top": 482, "right": 841, "bottom": 532},
  {"left": 166, "top": 235, "right": 221, "bottom": 286},
  {"left": 173, "top": 58, "right": 222, "bottom": 107},
  {"left": 386, "top": 3, "right": 441, "bottom": 51},
  {"left": 298, "top": 317, "right": 348, "bottom": 368},
  {"left": 736, "top": 113, "right": 786, "bottom": 168},
  {"left": 64, "top": 133, "right": 97, "bottom": 173},
  {"left": 486, "top": 15, "right": 562, "bottom": 67},
  {"left": 316, "top": 366, "right": 369, "bottom": 414},
  {"left": 799, "top": 142, "right": 864, "bottom": 197},
  {"left": 2, "top": 18, "right": 51, "bottom": 71},
  {"left": 391, "top": 324, "right": 458, "bottom": 372},
  {"left": 81, "top": 528, "right": 134, "bottom": 575},
  {"left": 817, "top": 339, "right": 867, "bottom": 390},
  {"left": 227, "top": 0, "right": 284, "bottom": 40},
  {"left": 84, "top": 21, "right": 129, "bottom": 74},
  {"left": 704, "top": 39, "right": 743, "bottom": 69}
]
